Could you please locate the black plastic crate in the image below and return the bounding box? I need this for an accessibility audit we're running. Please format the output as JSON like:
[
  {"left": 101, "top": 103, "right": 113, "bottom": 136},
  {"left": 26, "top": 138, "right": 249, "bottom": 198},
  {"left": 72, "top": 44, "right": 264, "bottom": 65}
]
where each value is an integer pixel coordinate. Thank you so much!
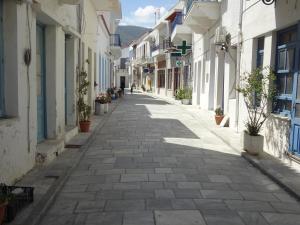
[{"left": 0, "top": 185, "right": 34, "bottom": 222}]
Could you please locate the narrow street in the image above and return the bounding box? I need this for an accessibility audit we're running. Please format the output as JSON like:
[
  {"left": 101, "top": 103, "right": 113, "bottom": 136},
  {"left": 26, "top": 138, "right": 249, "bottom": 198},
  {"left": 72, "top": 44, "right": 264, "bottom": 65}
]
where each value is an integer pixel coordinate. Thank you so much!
[{"left": 39, "top": 93, "right": 300, "bottom": 225}]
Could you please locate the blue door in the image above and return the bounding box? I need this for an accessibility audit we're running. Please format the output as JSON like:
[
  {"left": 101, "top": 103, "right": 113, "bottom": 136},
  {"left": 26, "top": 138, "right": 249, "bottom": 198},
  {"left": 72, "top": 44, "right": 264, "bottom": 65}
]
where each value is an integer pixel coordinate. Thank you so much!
[
  {"left": 278, "top": 24, "right": 300, "bottom": 154},
  {"left": 36, "top": 25, "right": 46, "bottom": 142},
  {"left": 290, "top": 24, "right": 300, "bottom": 154}
]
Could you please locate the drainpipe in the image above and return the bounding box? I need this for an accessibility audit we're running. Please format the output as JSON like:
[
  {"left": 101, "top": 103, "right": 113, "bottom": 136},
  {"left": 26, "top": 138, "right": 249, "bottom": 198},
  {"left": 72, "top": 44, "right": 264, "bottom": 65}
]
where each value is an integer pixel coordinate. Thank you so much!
[{"left": 235, "top": 0, "right": 244, "bottom": 132}]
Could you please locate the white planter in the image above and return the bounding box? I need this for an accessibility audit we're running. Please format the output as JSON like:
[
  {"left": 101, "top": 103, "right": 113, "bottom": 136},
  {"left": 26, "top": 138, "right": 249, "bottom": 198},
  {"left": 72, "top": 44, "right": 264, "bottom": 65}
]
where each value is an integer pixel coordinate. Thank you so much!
[
  {"left": 241, "top": 131, "right": 264, "bottom": 155},
  {"left": 95, "top": 102, "right": 101, "bottom": 115},
  {"left": 100, "top": 104, "right": 106, "bottom": 115},
  {"left": 105, "top": 103, "right": 109, "bottom": 113},
  {"left": 181, "top": 99, "right": 191, "bottom": 105}
]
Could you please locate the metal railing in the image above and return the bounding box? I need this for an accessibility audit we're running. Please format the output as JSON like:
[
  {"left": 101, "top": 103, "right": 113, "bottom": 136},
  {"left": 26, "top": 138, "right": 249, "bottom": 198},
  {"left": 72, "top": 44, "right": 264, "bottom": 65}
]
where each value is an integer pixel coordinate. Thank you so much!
[{"left": 110, "top": 34, "right": 121, "bottom": 47}]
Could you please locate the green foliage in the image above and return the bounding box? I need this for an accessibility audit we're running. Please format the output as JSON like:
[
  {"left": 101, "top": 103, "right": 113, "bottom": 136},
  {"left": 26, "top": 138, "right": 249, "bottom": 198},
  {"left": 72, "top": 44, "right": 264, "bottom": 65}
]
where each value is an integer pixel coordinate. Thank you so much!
[
  {"left": 176, "top": 88, "right": 192, "bottom": 100},
  {"left": 77, "top": 64, "right": 91, "bottom": 122},
  {"left": 236, "top": 66, "right": 276, "bottom": 136},
  {"left": 0, "top": 184, "right": 13, "bottom": 204},
  {"left": 215, "top": 107, "right": 224, "bottom": 116}
]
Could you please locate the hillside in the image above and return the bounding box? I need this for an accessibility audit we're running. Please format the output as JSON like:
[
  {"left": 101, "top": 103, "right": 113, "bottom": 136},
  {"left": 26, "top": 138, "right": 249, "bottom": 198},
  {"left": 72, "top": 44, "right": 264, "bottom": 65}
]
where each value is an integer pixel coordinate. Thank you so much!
[{"left": 117, "top": 25, "right": 152, "bottom": 47}]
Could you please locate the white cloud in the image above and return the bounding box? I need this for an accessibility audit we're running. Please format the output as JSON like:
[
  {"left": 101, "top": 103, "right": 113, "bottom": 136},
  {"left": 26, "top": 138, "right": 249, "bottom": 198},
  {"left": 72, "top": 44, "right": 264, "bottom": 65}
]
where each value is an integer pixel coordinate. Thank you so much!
[{"left": 121, "top": 5, "right": 167, "bottom": 28}]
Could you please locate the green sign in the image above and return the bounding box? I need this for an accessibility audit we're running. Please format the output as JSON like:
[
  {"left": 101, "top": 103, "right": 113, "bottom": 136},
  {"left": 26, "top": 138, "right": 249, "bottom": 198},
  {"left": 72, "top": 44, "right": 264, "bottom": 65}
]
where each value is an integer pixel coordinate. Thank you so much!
[
  {"left": 176, "top": 61, "right": 182, "bottom": 67},
  {"left": 177, "top": 41, "right": 191, "bottom": 55},
  {"left": 171, "top": 52, "right": 182, "bottom": 57}
]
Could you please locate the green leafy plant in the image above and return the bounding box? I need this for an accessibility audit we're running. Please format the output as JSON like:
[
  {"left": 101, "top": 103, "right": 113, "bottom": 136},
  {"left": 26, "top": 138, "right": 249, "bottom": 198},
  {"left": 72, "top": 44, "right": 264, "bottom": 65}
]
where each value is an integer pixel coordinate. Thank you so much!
[
  {"left": 77, "top": 64, "right": 91, "bottom": 122},
  {"left": 237, "top": 66, "right": 276, "bottom": 136},
  {"left": 176, "top": 88, "right": 192, "bottom": 100},
  {"left": 215, "top": 107, "right": 224, "bottom": 116},
  {"left": 183, "top": 88, "right": 192, "bottom": 99},
  {"left": 0, "top": 184, "right": 13, "bottom": 204}
]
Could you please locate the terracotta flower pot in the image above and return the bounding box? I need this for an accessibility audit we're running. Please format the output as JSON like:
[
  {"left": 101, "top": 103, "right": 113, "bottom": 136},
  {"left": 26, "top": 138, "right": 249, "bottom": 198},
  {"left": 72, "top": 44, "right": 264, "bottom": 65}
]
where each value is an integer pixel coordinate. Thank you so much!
[
  {"left": 79, "top": 121, "right": 91, "bottom": 133},
  {"left": 215, "top": 115, "right": 224, "bottom": 125},
  {"left": 0, "top": 202, "right": 7, "bottom": 225}
]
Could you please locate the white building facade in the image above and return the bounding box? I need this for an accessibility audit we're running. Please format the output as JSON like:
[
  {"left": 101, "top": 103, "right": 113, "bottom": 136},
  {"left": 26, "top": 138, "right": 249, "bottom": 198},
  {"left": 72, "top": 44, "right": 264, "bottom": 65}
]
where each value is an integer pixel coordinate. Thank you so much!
[
  {"left": 0, "top": 0, "right": 121, "bottom": 185},
  {"left": 185, "top": 0, "right": 300, "bottom": 163}
]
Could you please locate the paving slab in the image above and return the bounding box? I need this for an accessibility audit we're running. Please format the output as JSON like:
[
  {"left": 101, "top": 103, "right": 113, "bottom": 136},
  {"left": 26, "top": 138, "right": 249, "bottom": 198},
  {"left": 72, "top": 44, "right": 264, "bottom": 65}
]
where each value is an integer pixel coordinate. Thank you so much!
[
  {"left": 155, "top": 210, "right": 206, "bottom": 225},
  {"left": 16, "top": 93, "right": 300, "bottom": 225}
]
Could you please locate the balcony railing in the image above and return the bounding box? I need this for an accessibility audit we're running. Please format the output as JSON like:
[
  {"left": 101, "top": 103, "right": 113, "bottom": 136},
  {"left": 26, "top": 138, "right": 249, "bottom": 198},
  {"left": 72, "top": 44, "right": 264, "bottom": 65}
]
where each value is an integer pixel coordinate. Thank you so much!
[
  {"left": 151, "top": 39, "right": 176, "bottom": 53},
  {"left": 110, "top": 34, "right": 121, "bottom": 47},
  {"left": 151, "top": 43, "right": 164, "bottom": 52},
  {"left": 170, "top": 13, "right": 184, "bottom": 34}
]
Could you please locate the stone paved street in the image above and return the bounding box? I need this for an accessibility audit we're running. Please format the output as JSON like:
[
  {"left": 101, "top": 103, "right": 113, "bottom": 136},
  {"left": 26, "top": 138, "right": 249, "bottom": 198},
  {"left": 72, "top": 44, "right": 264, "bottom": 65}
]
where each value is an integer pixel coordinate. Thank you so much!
[{"left": 40, "top": 93, "right": 300, "bottom": 225}]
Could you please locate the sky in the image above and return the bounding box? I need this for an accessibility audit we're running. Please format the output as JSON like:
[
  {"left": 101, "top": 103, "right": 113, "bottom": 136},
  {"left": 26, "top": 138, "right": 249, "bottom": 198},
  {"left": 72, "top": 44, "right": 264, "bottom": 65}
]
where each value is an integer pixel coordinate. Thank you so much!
[{"left": 120, "top": 0, "right": 179, "bottom": 28}]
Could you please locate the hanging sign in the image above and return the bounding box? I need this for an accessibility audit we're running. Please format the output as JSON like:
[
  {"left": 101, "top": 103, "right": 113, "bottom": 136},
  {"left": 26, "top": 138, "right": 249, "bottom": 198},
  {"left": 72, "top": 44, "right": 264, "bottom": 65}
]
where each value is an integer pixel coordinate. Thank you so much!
[{"left": 176, "top": 41, "right": 192, "bottom": 55}]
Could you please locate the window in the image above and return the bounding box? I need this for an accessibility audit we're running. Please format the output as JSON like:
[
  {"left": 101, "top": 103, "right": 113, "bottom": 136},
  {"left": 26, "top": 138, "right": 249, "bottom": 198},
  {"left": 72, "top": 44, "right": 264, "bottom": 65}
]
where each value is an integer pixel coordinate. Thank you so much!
[
  {"left": 167, "top": 69, "right": 172, "bottom": 89},
  {"left": 0, "top": 0, "right": 4, "bottom": 117},
  {"left": 273, "top": 27, "right": 298, "bottom": 116},
  {"left": 158, "top": 70, "right": 165, "bottom": 88},
  {"left": 254, "top": 37, "right": 265, "bottom": 107}
]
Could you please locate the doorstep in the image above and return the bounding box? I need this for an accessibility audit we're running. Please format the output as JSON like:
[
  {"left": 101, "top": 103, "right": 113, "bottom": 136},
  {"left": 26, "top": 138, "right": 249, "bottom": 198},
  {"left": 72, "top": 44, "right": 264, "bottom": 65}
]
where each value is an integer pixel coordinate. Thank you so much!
[
  {"left": 36, "top": 138, "right": 65, "bottom": 165},
  {"left": 148, "top": 91, "right": 300, "bottom": 201}
]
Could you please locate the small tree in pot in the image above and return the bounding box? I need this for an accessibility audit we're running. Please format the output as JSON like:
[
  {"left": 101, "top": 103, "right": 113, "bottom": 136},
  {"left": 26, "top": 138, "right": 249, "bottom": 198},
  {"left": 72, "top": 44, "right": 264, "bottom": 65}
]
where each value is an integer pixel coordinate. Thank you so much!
[
  {"left": 78, "top": 66, "right": 91, "bottom": 132},
  {"left": 215, "top": 107, "right": 224, "bottom": 125},
  {"left": 237, "top": 66, "right": 276, "bottom": 155}
]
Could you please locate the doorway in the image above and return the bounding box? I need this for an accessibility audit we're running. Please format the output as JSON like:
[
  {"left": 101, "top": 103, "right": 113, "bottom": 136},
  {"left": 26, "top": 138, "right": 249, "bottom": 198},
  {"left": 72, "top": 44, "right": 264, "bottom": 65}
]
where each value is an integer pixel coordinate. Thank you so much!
[
  {"left": 173, "top": 67, "right": 180, "bottom": 95},
  {"left": 36, "top": 24, "right": 46, "bottom": 142}
]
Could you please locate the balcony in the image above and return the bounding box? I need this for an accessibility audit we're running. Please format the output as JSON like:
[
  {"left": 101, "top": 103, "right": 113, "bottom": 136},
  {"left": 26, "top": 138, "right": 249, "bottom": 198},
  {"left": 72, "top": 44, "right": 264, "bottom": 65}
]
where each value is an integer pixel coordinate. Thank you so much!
[
  {"left": 169, "top": 13, "right": 192, "bottom": 45},
  {"left": 184, "top": 0, "right": 220, "bottom": 34},
  {"left": 151, "top": 43, "right": 165, "bottom": 57},
  {"left": 110, "top": 34, "right": 121, "bottom": 59},
  {"left": 91, "top": 0, "right": 122, "bottom": 19},
  {"left": 170, "top": 13, "right": 184, "bottom": 34}
]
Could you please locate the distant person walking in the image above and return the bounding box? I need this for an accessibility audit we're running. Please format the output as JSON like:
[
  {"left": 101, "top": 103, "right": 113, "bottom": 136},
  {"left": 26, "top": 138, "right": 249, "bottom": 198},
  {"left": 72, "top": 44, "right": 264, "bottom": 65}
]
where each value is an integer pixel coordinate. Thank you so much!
[{"left": 131, "top": 83, "right": 135, "bottom": 94}]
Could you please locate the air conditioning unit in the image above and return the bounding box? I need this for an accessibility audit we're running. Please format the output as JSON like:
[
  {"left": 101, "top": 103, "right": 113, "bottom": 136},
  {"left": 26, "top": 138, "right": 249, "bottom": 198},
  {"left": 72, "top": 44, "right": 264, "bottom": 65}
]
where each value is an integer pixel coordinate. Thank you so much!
[{"left": 214, "top": 26, "right": 227, "bottom": 45}]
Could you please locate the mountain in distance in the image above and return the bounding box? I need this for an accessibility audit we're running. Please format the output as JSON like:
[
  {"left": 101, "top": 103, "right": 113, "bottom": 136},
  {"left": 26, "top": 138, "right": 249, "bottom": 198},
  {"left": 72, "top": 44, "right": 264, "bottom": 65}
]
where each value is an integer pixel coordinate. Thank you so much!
[{"left": 117, "top": 25, "right": 152, "bottom": 48}]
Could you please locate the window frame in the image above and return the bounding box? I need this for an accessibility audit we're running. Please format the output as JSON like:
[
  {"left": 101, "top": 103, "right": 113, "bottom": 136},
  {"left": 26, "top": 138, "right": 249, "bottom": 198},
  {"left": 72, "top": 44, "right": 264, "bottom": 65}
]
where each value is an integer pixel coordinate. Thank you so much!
[
  {"left": 273, "top": 25, "right": 298, "bottom": 117},
  {"left": 254, "top": 37, "right": 265, "bottom": 107}
]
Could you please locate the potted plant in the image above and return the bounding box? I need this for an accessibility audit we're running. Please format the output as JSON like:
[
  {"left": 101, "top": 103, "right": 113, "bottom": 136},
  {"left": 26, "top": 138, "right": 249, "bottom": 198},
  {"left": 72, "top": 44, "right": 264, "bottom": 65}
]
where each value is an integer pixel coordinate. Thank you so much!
[
  {"left": 95, "top": 94, "right": 108, "bottom": 115},
  {"left": 181, "top": 88, "right": 192, "bottom": 105},
  {"left": 237, "top": 66, "right": 276, "bottom": 155},
  {"left": 215, "top": 107, "right": 224, "bottom": 125},
  {"left": 107, "top": 88, "right": 115, "bottom": 100},
  {"left": 117, "top": 88, "right": 123, "bottom": 97},
  {"left": 77, "top": 65, "right": 92, "bottom": 132},
  {"left": 175, "top": 89, "right": 185, "bottom": 101}
]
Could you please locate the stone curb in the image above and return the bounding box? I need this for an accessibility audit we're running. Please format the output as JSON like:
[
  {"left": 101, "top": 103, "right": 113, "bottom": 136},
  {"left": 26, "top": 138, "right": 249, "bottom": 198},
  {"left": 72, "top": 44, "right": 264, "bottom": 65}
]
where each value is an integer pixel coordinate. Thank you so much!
[
  {"left": 21, "top": 100, "right": 122, "bottom": 225},
  {"left": 146, "top": 92, "right": 300, "bottom": 202},
  {"left": 241, "top": 152, "right": 300, "bottom": 201}
]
